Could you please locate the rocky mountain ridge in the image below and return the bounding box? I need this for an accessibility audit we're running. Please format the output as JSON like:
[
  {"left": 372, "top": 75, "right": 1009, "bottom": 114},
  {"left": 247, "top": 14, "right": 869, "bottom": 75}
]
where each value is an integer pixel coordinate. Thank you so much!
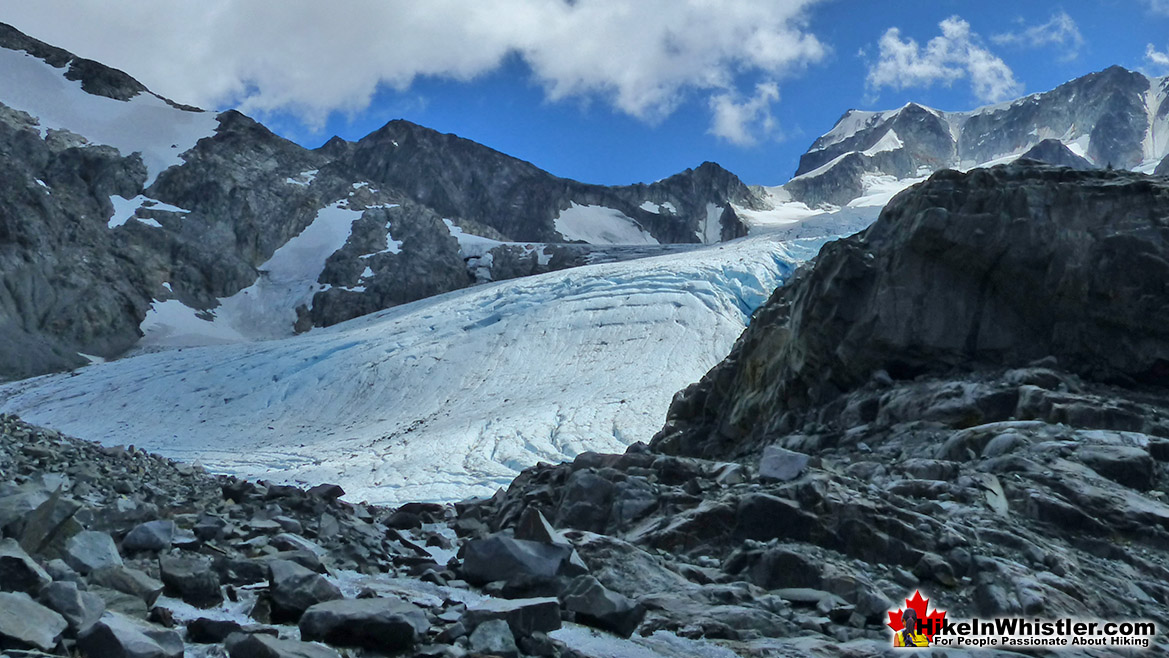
[
  {"left": 0, "top": 22, "right": 763, "bottom": 380},
  {"left": 785, "top": 66, "right": 1169, "bottom": 207}
]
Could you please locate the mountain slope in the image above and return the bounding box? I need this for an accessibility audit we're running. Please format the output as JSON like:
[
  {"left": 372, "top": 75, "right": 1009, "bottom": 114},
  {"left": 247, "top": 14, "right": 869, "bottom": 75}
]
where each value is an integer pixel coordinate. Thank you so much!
[
  {"left": 0, "top": 231, "right": 853, "bottom": 505},
  {"left": 0, "top": 21, "right": 766, "bottom": 379}
]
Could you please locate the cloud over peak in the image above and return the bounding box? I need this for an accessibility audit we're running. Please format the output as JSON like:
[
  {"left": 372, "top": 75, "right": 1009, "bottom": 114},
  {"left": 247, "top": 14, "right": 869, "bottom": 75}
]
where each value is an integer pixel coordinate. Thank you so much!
[
  {"left": 991, "top": 10, "right": 1084, "bottom": 61},
  {"left": 2, "top": 0, "right": 827, "bottom": 145},
  {"left": 866, "top": 16, "right": 1022, "bottom": 104}
]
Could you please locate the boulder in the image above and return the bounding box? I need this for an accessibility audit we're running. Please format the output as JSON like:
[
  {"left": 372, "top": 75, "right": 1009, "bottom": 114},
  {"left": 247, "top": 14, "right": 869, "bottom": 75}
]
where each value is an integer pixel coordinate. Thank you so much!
[
  {"left": 468, "top": 619, "right": 518, "bottom": 658},
  {"left": 225, "top": 631, "right": 341, "bottom": 658},
  {"left": 39, "top": 581, "right": 105, "bottom": 636},
  {"left": 186, "top": 618, "right": 243, "bottom": 644},
  {"left": 63, "top": 530, "right": 123, "bottom": 574},
  {"left": 306, "top": 483, "right": 345, "bottom": 501},
  {"left": 267, "top": 559, "right": 342, "bottom": 622},
  {"left": 122, "top": 520, "right": 176, "bottom": 553},
  {"left": 19, "top": 489, "right": 81, "bottom": 556},
  {"left": 159, "top": 554, "right": 223, "bottom": 608},
  {"left": 461, "top": 597, "right": 562, "bottom": 636},
  {"left": 460, "top": 535, "right": 586, "bottom": 585},
  {"left": 0, "top": 537, "right": 51, "bottom": 594},
  {"left": 299, "top": 597, "right": 429, "bottom": 651},
  {"left": 758, "top": 446, "right": 809, "bottom": 482},
  {"left": 78, "top": 612, "right": 183, "bottom": 658},
  {"left": 89, "top": 566, "right": 165, "bottom": 607},
  {"left": 0, "top": 591, "right": 67, "bottom": 651},
  {"left": 560, "top": 575, "right": 645, "bottom": 638}
]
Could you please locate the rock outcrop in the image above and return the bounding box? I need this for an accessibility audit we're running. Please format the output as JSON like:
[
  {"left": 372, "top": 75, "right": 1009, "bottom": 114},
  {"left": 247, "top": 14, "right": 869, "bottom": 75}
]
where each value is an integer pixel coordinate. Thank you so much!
[{"left": 658, "top": 162, "right": 1169, "bottom": 456}]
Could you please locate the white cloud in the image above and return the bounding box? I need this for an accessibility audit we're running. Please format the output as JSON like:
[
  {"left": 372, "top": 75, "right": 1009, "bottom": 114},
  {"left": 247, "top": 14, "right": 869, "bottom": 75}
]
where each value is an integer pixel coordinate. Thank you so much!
[
  {"left": 1147, "top": 44, "right": 1169, "bottom": 72},
  {"left": 991, "top": 11, "right": 1083, "bottom": 61},
  {"left": 1146, "top": 0, "right": 1169, "bottom": 15},
  {"left": 0, "top": 0, "right": 828, "bottom": 145},
  {"left": 709, "top": 82, "right": 780, "bottom": 146},
  {"left": 867, "top": 16, "right": 1022, "bottom": 104}
]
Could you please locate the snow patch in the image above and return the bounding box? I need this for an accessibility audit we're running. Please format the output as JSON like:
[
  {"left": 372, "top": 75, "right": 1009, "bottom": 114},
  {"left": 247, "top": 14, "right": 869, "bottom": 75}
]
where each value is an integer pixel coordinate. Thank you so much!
[
  {"left": 554, "top": 203, "right": 658, "bottom": 245},
  {"left": 284, "top": 169, "right": 318, "bottom": 186},
  {"left": 697, "top": 204, "right": 723, "bottom": 244},
  {"left": 861, "top": 129, "right": 903, "bottom": 156},
  {"left": 107, "top": 194, "right": 190, "bottom": 229},
  {"left": 136, "top": 202, "right": 363, "bottom": 345},
  {"left": 0, "top": 48, "right": 219, "bottom": 185}
]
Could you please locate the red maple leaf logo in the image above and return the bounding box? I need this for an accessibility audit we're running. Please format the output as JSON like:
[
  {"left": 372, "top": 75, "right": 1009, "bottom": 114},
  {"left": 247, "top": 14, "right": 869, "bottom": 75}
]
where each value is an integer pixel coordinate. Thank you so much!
[{"left": 887, "top": 590, "right": 947, "bottom": 641}]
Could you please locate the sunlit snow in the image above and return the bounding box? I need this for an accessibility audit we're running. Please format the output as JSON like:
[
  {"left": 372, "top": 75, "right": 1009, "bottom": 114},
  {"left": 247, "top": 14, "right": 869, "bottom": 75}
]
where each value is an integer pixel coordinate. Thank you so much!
[
  {"left": 0, "top": 48, "right": 219, "bottom": 185},
  {"left": 555, "top": 203, "right": 658, "bottom": 245}
]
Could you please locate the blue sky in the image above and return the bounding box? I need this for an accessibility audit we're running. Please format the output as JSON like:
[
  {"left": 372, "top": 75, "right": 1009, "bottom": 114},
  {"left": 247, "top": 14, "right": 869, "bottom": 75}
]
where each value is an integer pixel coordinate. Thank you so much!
[{"left": 4, "top": 1, "right": 1169, "bottom": 186}]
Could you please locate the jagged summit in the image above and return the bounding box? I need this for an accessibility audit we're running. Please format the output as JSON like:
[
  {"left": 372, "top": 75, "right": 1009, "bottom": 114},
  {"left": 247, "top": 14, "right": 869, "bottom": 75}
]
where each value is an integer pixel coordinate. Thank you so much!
[{"left": 786, "top": 65, "right": 1169, "bottom": 207}]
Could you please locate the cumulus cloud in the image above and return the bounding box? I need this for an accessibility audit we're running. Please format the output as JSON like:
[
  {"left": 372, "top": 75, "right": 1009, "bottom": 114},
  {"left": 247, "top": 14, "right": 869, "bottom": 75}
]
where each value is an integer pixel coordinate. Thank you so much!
[
  {"left": 991, "top": 11, "right": 1083, "bottom": 61},
  {"left": 866, "top": 16, "right": 1022, "bottom": 104},
  {"left": 1, "top": 0, "right": 827, "bottom": 144},
  {"left": 709, "top": 82, "right": 780, "bottom": 146},
  {"left": 1147, "top": 43, "right": 1169, "bottom": 71}
]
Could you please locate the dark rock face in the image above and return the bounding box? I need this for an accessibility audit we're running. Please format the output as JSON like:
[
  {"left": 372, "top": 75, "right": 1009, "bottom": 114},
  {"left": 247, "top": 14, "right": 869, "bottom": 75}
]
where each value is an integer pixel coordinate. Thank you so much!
[
  {"left": 658, "top": 163, "right": 1169, "bottom": 456},
  {"left": 788, "top": 66, "right": 1164, "bottom": 207},
  {"left": 1156, "top": 153, "right": 1169, "bottom": 176},
  {"left": 1018, "top": 141, "right": 1094, "bottom": 169}
]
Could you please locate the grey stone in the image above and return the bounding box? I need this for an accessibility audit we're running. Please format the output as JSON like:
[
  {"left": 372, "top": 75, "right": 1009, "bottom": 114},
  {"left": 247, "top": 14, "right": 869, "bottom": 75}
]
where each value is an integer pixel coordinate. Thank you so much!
[
  {"left": 63, "top": 530, "right": 123, "bottom": 574},
  {"left": 514, "top": 508, "right": 567, "bottom": 545},
  {"left": 0, "top": 591, "right": 67, "bottom": 651},
  {"left": 38, "top": 581, "right": 105, "bottom": 636},
  {"left": 461, "top": 597, "right": 562, "bottom": 636},
  {"left": 89, "top": 566, "right": 165, "bottom": 607},
  {"left": 159, "top": 553, "right": 223, "bottom": 608},
  {"left": 121, "top": 520, "right": 176, "bottom": 553},
  {"left": 468, "top": 619, "right": 518, "bottom": 658},
  {"left": 89, "top": 586, "right": 150, "bottom": 618},
  {"left": 299, "top": 597, "right": 429, "bottom": 651},
  {"left": 749, "top": 547, "right": 822, "bottom": 590},
  {"left": 225, "top": 632, "right": 341, "bottom": 658},
  {"left": 560, "top": 575, "right": 645, "bottom": 638},
  {"left": 185, "top": 617, "right": 242, "bottom": 644},
  {"left": 758, "top": 446, "right": 809, "bottom": 482},
  {"left": 77, "top": 612, "right": 183, "bottom": 658},
  {"left": 18, "top": 489, "right": 81, "bottom": 556},
  {"left": 460, "top": 535, "right": 586, "bottom": 585},
  {"left": 0, "top": 538, "right": 51, "bottom": 594},
  {"left": 267, "top": 559, "right": 342, "bottom": 622}
]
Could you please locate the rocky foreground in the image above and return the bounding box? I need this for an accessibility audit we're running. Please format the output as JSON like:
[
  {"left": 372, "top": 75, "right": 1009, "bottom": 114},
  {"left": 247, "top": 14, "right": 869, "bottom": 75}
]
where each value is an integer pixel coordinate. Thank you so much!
[{"left": 4, "top": 162, "right": 1169, "bottom": 657}]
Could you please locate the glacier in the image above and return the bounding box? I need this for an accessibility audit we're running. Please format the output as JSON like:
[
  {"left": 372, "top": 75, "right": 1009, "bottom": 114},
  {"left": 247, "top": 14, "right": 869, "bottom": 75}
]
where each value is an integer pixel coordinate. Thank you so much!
[{"left": 0, "top": 215, "right": 874, "bottom": 505}]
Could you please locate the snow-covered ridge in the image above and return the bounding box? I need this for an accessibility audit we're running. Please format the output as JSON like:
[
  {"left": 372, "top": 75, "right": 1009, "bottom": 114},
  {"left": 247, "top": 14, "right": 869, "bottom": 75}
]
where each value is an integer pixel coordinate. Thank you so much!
[
  {"left": 0, "top": 232, "right": 835, "bottom": 505},
  {"left": 0, "top": 48, "right": 219, "bottom": 185}
]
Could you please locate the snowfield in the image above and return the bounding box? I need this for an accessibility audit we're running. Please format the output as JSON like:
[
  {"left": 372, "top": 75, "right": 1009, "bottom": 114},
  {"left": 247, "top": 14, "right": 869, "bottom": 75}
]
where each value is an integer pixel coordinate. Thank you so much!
[
  {"left": 0, "top": 48, "right": 219, "bottom": 185},
  {"left": 0, "top": 221, "right": 869, "bottom": 505}
]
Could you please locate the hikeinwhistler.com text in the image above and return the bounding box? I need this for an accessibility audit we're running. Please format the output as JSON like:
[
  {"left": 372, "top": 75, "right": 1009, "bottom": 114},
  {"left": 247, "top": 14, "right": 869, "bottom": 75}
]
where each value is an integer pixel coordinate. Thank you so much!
[{"left": 923, "top": 617, "right": 1156, "bottom": 649}]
